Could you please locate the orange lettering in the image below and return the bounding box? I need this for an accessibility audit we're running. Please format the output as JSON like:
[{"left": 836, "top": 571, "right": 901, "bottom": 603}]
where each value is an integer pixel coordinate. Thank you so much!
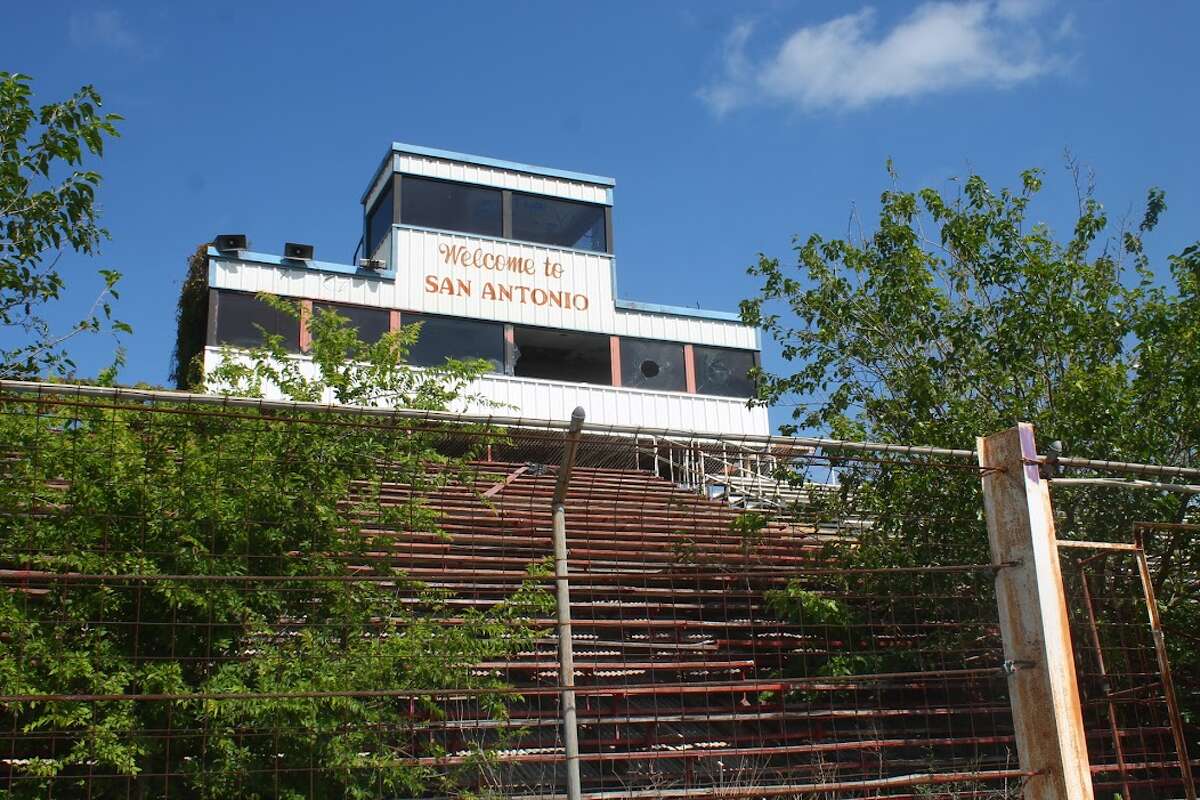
[{"left": 438, "top": 243, "right": 467, "bottom": 265}]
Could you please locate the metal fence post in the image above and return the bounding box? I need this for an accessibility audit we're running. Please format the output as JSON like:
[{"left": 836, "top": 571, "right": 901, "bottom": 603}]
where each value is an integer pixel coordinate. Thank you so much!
[
  {"left": 553, "top": 407, "right": 585, "bottom": 800},
  {"left": 977, "top": 423, "right": 1094, "bottom": 800}
]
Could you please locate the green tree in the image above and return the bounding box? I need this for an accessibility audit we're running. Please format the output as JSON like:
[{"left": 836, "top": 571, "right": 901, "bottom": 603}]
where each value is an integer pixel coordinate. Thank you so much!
[
  {"left": 0, "top": 71, "right": 127, "bottom": 379},
  {"left": 740, "top": 159, "right": 1199, "bottom": 709},
  {"left": 0, "top": 301, "right": 550, "bottom": 797}
]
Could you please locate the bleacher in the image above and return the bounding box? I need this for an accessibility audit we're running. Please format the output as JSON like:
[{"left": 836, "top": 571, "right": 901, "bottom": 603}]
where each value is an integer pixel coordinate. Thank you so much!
[{"left": 348, "top": 454, "right": 1013, "bottom": 797}]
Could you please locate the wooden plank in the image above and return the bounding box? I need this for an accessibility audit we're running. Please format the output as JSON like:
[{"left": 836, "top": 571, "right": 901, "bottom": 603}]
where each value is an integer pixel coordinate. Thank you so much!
[
  {"left": 977, "top": 423, "right": 1094, "bottom": 800},
  {"left": 298, "top": 299, "right": 313, "bottom": 352}
]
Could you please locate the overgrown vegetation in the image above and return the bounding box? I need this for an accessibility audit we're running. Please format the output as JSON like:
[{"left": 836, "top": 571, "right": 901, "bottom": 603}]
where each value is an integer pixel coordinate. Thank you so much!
[
  {"left": 742, "top": 158, "right": 1199, "bottom": 718},
  {"left": 0, "top": 302, "right": 551, "bottom": 797},
  {"left": 169, "top": 243, "right": 210, "bottom": 389}
]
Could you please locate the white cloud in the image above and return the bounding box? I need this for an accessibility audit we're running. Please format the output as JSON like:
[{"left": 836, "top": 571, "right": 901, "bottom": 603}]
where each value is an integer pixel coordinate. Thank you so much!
[
  {"left": 68, "top": 9, "right": 139, "bottom": 52},
  {"left": 699, "top": 1, "right": 1069, "bottom": 115}
]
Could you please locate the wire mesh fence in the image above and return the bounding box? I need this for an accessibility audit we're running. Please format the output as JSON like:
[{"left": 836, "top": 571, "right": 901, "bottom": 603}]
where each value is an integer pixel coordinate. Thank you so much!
[
  {"left": 1058, "top": 532, "right": 1198, "bottom": 799},
  {"left": 0, "top": 381, "right": 1195, "bottom": 798}
]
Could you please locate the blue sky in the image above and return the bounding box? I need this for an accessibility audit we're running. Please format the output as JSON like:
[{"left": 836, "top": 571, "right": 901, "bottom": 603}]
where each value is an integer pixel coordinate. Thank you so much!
[{"left": 8, "top": 1, "right": 1200, "bottom": 425}]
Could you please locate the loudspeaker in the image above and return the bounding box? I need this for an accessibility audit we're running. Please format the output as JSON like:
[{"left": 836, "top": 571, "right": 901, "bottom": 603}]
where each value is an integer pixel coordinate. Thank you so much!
[
  {"left": 283, "top": 242, "right": 314, "bottom": 260},
  {"left": 214, "top": 233, "right": 247, "bottom": 252}
]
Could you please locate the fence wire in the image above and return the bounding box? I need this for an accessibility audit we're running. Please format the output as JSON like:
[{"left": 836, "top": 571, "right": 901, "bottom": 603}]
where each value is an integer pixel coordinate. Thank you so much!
[
  {"left": 13, "top": 383, "right": 1194, "bottom": 798},
  {"left": 1058, "top": 532, "right": 1198, "bottom": 800}
]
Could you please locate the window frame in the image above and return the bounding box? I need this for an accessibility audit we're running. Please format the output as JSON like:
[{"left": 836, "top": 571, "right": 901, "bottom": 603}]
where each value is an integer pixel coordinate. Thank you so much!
[
  {"left": 211, "top": 290, "right": 302, "bottom": 353},
  {"left": 692, "top": 345, "right": 760, "bottom": 399},
  {"left": 364, "top": 176, "right": 397, "bottom": 263},
  {"left": 311, "top": 301, "right": 392, "bottom": 346},
  {"left": 400, "top": 311, "right": 506, "bottom": 373},
  {"left": 511, "top": 324, "right": 613, "bottom": 386},
  {"left": 385, "top": 173, "right": 613, "bottom": 256},
  {"left": 398, "top": 175, "right": 504, "bottom": 239},
  {"left": 510, "top": 191, "right": 608, "bottom": 254},
  {"left": 618, "top": 337, "right": 688, "bottom": 393}
]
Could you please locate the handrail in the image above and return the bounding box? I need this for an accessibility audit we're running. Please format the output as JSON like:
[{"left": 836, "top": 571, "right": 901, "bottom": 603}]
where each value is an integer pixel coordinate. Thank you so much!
[{"left": 5, "top": 379, "right": 1197, "bottom": 481}]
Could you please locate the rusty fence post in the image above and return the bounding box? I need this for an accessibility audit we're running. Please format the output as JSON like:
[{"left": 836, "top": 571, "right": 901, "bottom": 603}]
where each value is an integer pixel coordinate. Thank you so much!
[
  {"left": 1132, "top": 530, "right": 1197, "bottom": 800},
  {"left": 978, "top": 423, "right": 1094, "bottom": 800}
]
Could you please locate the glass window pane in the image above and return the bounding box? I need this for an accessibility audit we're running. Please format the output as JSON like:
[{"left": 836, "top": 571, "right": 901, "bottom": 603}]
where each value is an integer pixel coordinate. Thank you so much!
[
  {"left": 400, "top": 176, "right": 502, "bottom": 237},
  {"left": 215, "top": 292, "right": 300, "bottom": 353},
  {"left": 365, "top": 180, "right": 393, "bottom": 261},
  {"left": 694, "top": 346, "right": 757, "bottom": 398},
  {"left": 619, "top": 338, "right": 686, "bottom": 392},
  {"left": 512, "top": 193, "right": 606, "bottom": 252},
  {"left": 513, "top": 326, "right": 611, "bottom": 385},
  {"left": 312, "top": 303, "right": 390, "bottom": 345},
  {"left": 402, "top": 313, "right": 504, "bottom": 372}
]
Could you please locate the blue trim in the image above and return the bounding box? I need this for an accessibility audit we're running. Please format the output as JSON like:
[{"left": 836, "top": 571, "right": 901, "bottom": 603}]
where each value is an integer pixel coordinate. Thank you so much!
[
  {"left": 361, "top": 142, "right": 615, "bottom": 203},
  {"left": 614, "top": 298, "right": 743, "bottom": 323},
  {"left": 206, "top": 246, "right": 396, "bottom": 280},
  {"left": 360, "top": 151, "right": 395, "bottom": 204},
  {"left": 392, "top": 223, "right": 614, "bottom": 260}
]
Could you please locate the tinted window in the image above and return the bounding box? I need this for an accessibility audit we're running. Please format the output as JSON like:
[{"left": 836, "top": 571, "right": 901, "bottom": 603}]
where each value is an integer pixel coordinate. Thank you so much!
[
  {"left": 620, "top": 338, "right": 686, "bottom": 392},
  {"left": 401, "top": 176, "right": 502, "bottom": 237},
  {"left": 694, "top": 346, "right": 757, "bottom": 398},
  {"left": 513, "top": 326, "right": 611, "bottom": 385},
  {"left": 402, "top": 313, "right": 504, "bottom": 371},
  {"left": 312, "top": 303, "right": 390, "bottom": 345},
  {"left": 365, "top": 180, "right": 394, "bottom": 261},
  {"left": 512, "top": 193, "right": 606, "bottom": 252},
  {"left": 215, "top": 292, "right": 300, "bottom": 353}
]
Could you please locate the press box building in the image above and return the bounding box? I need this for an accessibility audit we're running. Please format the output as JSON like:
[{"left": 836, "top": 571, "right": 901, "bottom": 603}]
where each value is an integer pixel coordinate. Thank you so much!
[{"left": 186, "top": 143, "right": 769, "bottom": 436}]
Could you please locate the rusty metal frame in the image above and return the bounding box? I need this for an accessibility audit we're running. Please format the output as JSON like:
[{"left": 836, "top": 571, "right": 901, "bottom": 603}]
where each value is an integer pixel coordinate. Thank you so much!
[
  {"left": 1053, "top": 525, "right": 1198, "bottom": 800},
  {"left": 1132, "top": 526, "right": 1197, "bottom": 800}
]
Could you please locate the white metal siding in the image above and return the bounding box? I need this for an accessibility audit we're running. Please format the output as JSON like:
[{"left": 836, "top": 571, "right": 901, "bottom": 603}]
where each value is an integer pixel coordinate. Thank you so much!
[
  {"left": 203, "top": 348, "right": 769, "bottom": 436},
  {"left": 395, "top": 154, "right": 609, "bottom": 204},
  {"left": 465, "top": 374, "right": 769, "bottom": 436},
  {"left": 393, "top": 227, "right": 613, "bottom": 333},
  {"left": 210, "top": 255, "right": 756, "bottom": 349}
]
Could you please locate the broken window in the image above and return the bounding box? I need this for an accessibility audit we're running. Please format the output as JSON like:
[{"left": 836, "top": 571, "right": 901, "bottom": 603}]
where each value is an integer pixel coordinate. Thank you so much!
[
  {"left": 402, "top": 312, "right": 504, "bottom": 372},
  {"left": 619, "top": 338, "right": 686, "bottom": 392},
  {"left": 694, "top": 345, "right": 757, "bottom": 398},
  {"left": 400, "top": 176, "right": 502, "bottom": 238},
  {"left": 513, "top": 326, "right": 611, "bottom": 385},
  {"left": 511, "top": 192, "right": 607, "bottom": 252},
  {"left": 214, "top": 291, "right": 300, "bottom": 353},
  {"left": 312, "top": 302, "right": 390, "bottom": 344}
]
